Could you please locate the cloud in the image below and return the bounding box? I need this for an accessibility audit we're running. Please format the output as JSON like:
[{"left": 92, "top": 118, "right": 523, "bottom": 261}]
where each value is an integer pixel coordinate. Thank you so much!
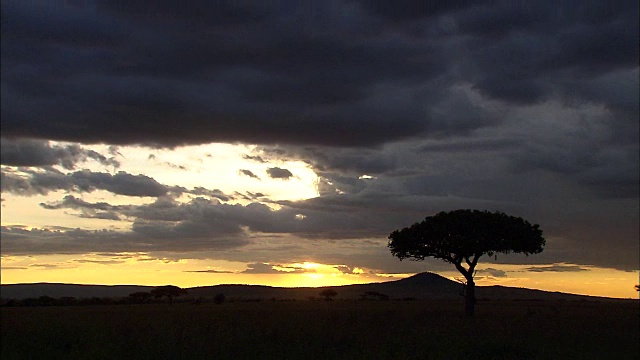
[
  {"left": 0, "top": 1, "right": 638, "bottom": 276},
  {"left": 524, "top": 264, "right": 591, "bottom": 273},
  {"left": 29, "top": 263, "right": 75, "bottom": 269},
  {"left": 480, "top": 268, "right": 507, "bottom": 278},
  {"left": 1, "top": 168, "right": 169, "bottom": 197},
  {"left": 334, "top": 265, "right": 365, "bottom": 274},
  {"left": 241, "top": 263, "right": 280, "bottom": 274},
  {"left": 70, "top": 171, "right": 169, "bottom": 197},
  {"left": 246, "top": 192, "right": 266, "bottom": 199},
  {"left": 40, "top": 195, "right": 123, "bottom": 211},
  {"left": 184, "top": 269, "right": 236, "bottom": 274},
  {"left": 188, "top": 187, "right": 233, "bottom": 202},
  {"left": 266, "top": 167, "right": 293, "bottom": 180},
  {"left": 241, "top": 262, "right": 308, "bottom": 274},
  {"left": 243, "top": 155, "right": 266, "bottom": 163},
  {"left": 239, "top": 169, "right": 260, "bottom": 179},
  {"left": 0, "top": 224, "right": 250, "bottom": 256},
  {"left": 73, "top": 259, "right": 125, "bottom": 265},
  {"left": 0, "top": 138, "right": 120, "bottom": 170},
  {"left": 5, "top": 1, "right": 635, "bottom": 148}
]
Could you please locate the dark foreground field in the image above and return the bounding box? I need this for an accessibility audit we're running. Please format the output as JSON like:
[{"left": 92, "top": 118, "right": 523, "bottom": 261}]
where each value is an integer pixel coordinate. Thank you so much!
[{"left": 2, "top": 299, "right": 638, "bottom": 360}]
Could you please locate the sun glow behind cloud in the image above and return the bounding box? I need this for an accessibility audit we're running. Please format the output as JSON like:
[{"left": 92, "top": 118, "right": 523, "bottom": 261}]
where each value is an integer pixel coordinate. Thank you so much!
[
  {"left": 1, "top": 142, "right": 320, "bottom": 229},
  {"left": 18, "top": 142, "right": 320, "bottom": 203},
  {"left": 105, "top": 143, "right": 320, "bottom": 202}
]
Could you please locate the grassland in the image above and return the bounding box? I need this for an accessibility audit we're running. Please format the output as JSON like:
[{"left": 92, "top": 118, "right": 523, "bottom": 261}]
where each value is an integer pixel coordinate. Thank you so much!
[{"left": 1, "top": 299, "right": 638, "bottom": 359}]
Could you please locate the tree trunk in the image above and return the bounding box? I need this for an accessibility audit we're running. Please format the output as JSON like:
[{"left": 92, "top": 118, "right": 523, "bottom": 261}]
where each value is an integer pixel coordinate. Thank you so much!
[{"left": 465, "top": 279, "right": 476, "bottom": 317}]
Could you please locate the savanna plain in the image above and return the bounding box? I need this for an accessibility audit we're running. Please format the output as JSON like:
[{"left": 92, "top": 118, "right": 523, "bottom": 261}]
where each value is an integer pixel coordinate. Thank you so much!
[{"left": 1, "top": 298, "right": 638, "bottom": 360}]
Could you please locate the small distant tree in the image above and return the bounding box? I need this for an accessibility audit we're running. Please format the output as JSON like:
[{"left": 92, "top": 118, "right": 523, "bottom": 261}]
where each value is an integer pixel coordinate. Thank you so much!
[
  {"left": 389, "top": 210, "right": 545, "bottom": 317},
  {"left": 360, "top": 291, "right": 390, "bottom": 301},
  {"left": 319, "top": 289, "right": 338, "bottom": 301},
  {"left": 38, "top": 296, "right": 57, "bottom": 306},
  {"left": 128, "top": 291, "right": 152, "bottom": 304},
  {"left": 213, "top": 293, "right": 226, "bottom": 305},
  {"left": 151, "top": 285, "right": 187, "bottom": 306},
  {"left": 58, "top": 297, "right": 77, "bottom": 306}
]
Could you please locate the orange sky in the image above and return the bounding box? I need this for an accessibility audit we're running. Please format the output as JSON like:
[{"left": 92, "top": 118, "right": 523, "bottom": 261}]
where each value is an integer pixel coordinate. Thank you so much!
[{"left": 2, "top": 255, "right": 638, "bottom": 299}]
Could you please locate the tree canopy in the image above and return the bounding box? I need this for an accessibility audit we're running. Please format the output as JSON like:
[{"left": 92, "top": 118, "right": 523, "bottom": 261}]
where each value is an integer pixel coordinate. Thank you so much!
[
  {"left": 319, "top": 289, "right": 338, "bottom": 301},
  {"left": 388, "top": 209, "right": 545, "bottom": 316},
  {"left": 150, "top": 285, "right": 187, "bottom": 306},
  {"left": 389, "top": 210, "right": 544, "bottom": 268}
]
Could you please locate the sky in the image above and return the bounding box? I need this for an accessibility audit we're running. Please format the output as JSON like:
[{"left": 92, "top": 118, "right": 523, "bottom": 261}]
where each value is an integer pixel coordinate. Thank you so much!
[{"left": 1, "top": 0, "right": 638, "bottom": 299}]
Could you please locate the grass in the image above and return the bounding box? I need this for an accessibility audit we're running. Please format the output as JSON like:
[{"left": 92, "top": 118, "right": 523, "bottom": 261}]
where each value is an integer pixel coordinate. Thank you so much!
[{"left": 1, "top": 299, "right": 638, "bottom": 359}]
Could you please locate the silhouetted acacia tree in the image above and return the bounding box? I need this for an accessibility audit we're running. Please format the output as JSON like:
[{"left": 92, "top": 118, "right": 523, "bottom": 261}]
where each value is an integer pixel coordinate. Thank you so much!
[
  {"left": 151, "top": 285, "right": 187, "bottom": 306},
  {"left": 319, "top": 289, "right": 338, "bottom": 301},
  {"left": 388, "top": 210, "right": 545, "bottom": 317}
]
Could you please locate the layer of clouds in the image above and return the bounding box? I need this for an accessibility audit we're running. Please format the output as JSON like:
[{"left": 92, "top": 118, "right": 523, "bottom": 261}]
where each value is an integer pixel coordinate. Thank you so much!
[
  {"left": 241, "top": 263, "right": 296, "bottom": 274},
  {"left": 2, "top": 157, "right": 638, "bottom": 271},
  {"left": 1, "top": 168, "right": 169, "bottom": 197},
  {"left": 1, "top": 138, "right": 120, "bottom": 169},
  {"left": 0, "top": 224, "right": 250, "bottom": 255},
  {"left": 2, "top": 167, "right": 235, "bottom": 201},
  {"left": 0, "top": 1, "right": 638, "bottom": 274},
  {"left": 524, "top": 264, "right": 591, "bottom": 273},
  {"left": 2, "top": 1, "right": 636, "bottom": 147}
]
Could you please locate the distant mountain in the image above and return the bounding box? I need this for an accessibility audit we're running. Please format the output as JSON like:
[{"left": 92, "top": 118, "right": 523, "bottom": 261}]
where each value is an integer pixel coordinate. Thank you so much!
[{"left": 0, "top": 272, "right": 618, "bottom": 301}]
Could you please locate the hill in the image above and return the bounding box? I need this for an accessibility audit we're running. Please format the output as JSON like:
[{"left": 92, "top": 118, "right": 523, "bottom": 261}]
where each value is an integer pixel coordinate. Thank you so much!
[
  {"left": 0, "top": 272, "right": 621, "bottom": 302},
  {"left": 0, "top": 283, "right": 154, "bottom": 300}
]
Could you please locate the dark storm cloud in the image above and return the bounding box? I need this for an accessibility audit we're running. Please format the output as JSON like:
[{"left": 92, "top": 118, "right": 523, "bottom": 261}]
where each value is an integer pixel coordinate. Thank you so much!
[
  {"left": 40, "top": 195, "right": 122, "bottom": 211},
  {"left": 119, "top": 196, "right": 375, "bottom": 239},
  {"left": 21, "top": 191, "right": 503, "bottom": 255},
  {"left": 266, "top": 167, "right": 293, "bottom": 180},
  {"left": 5, "top": 1, "right": 635, "bottom": 148},
  {"left": 9, "top": 180, "right": 639, "bottom": 271},
  {"left": 0, "top": 224, "right": 249, "bottom": 256},
  {"left": 261, "top": 145, "right": 399, "bottom": 176},
  {"left": 1, "top": 0, "right": 442, "bottom": 147},
  {"left": 70, "top": 171, "right": 169, "bottom": 197},
  {"left": 40, "top": 194, "right": 124, "bottom": 221},
  {"left": 1, "top": 168, "right": 168, "bottom": 197},
  {"left": 1, "top": 138, "right": 119, "bottom": 169}
]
